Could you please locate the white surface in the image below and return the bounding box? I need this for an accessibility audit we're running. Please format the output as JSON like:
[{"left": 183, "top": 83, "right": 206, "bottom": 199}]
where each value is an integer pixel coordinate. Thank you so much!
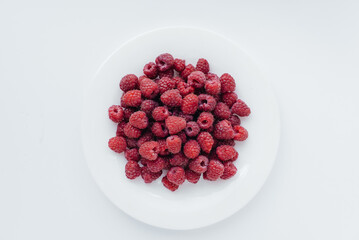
[
  {"left": 0, "top": 0, "right": 358, "bottom": 239},
  {"left": 82, "top": 27, "right": 280, "bottom": 229}
]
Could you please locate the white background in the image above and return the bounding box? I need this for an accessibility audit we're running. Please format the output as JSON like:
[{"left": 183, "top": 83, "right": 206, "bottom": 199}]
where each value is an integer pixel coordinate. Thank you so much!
[{"left": 1, "top": 0, "right": 358, "bottom": 239}]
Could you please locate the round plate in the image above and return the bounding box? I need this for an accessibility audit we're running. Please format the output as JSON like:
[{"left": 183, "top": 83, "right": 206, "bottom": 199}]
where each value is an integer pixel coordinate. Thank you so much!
[{"left": 82, "top": 27, "right": 280, "bottom": 230}]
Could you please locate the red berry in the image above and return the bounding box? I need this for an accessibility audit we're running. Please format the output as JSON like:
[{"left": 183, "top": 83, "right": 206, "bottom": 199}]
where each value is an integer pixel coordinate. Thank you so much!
[
  {"left": 151, "top": 122, "right": 169, "bottom": 138},
  {"left": 198, "top": 94, "right": 217, "bottom": 112},
  {"left": 170, "top": 152, "right": 189, "bottom": 167},
  {"left": 138, "top": 75, "right": 148, "bottom": 85},
  {"left": 228, "top": 114, "right": 241, "bottom": 127},
  {"left": 173, "top": 76, "right": 185, "bottom": 85},
  {"left": 231, "top": 99, "right": 251, "bottom": 117},
  {"left": 152, "top": 106, "right": 169, "bottom": 121},
  {"left": 116, "top": 122, "right": 126, "bottom": 137},
  {"left": 124, "top": 123, "right": 142, "bottom": 139},
  {"left": 181, "top": 93, "right": 198, "bottom": 114},
  {"left": 162, "top": 176, "right": 179, "bottom": 191},
  {"left": 165, "top": 116, "right": 186, "bottom": 134},
  {"left": 120, "top": 74, "right": 138, "bottom": 92},
  {"left": 147, "top": 157, "right": 166, "bottom": 173},
  {"left": 140, "top": 100, "right": 159, "bottom": 115},
  {"left": 197, "top": 131, "right": 214, "bottom": 153},
  {"left": 180, "top": 64, "right": 195, "bottom": 79},
  {"left": 220, "top": 73, "right": 236, "bottom": 93},
  {"left": 158, "top": 139, "right": 170, "bottom": 156},
  {"left": 123, "top": 107, "right": 136, "bottom": 121},
  {"left": 126, "top": 138, "right": 138, "bottom": 148},
  {"left": 196, "top": 58, "right": 210, "bottom": 74},
  {"left": 158, "top": 77, "right": 176, "bottom": 94},
  {"left": 108, "top": 136, "right": 127, "bottom": 153},
  {"left": 177, "top": 131, "right": 187, "bottom": 144},
  {"left": 136, "top": 131, "right": 154, "bottom": 147},
  {"left": 141, "top": 166, "right": 162, "bottom": 183},
  {"left": 213, "top": 102, "right": 231, "bottom": 120},
  {"left": 183, "top": 140, "right": 201, "bottom": 159},
  {"left": 185, "top": 121, "right": 200, "bottom": 137},
  {"left": 197, "top": 112, "right": 214, "bottom": 130},
  {"left": 158, "top": 68, "right": 174, "bottom": 78},
  {"left": 125, "top": 160, "right": 141, "bottom": 179},
  {"left": 216, "top": 145, "right": 238, "bottom": 161},
  {"left": 166, "top": 135, "right": 182, "bottom": 154},
  {"left": 177, "top": 81, "right": 195, "bottom": 96},
  {"left": 222, "top": 92, "right": 238, "bottom": 108},
  {"left": 167, "top": 167, "right": 185, "bottom": 185},
  {"left": 129, "top": 111, "right": 148, "bottom": 129},
  {"left": 189, "top": 155, "right": 209, "bottom": 173},
  {"left": 185, "top": 170, "right": 201, "bottom": 184},
  {"left": 140, "top": 78, "right": 159, "bottom": 99},
  {"left": 217, "top": 139, "right": 235, "bottom": 147},
  {"left": 156, "top": 53, "right": 174, "bottom": 72},
  {"left": 204, "top": 160, "right": 224, "bottom": 181},
  {"left": 233, "top": 125, "right": 248, "bottom": 141},
  {"left": 125, "top": 148, "right": 140, "bottom": 162},
  {"left": 143, "top": 62, "right": 158, "bottom": 79},
  {"left": 139, "top": 141, "right": 160, "bottom": 161},
  {"left": 221, "top": 162, "right": 237, "bottom": 179},
  {"left": 160, "top": 89, "right": 182, "bottom": 107},
  {"left": 188, "top": 71, "right": 206, "bottom": 89},
  {"left": 213, "top": 120, "right": 235, "bottom": 140},
  {"left": 173, "top": 58, "right": 185, "bottom": 72},
  {"left": 121, "top": 90, "right": 142, "bottom": 107},
  {"left": 108, "top": 105, "right": 124, "bottom": 123},
  {"left": 205, "top": 78, "right": 221, "bottom": 95}
]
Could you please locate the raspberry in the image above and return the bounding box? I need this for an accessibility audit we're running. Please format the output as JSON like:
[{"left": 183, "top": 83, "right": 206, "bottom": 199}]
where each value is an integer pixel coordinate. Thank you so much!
[
  {"left": 123, "top": 107, "right": 136, "bottom": 121},
  {"left": 217, "top": 139, "right": 235, "bottom": 147},
  {"left": 205, "top": 78, "right": 221, "bottom": 95},
  {"left": 158, "top": 68, "right": 174, "bottom": 78},
  {"left": 204, "top": 160, "right": 224, "bottom": 181},
  {"left": 177, "top": 131, "right": 187, "bottom": 144},
  {"left": 126, "top": 138, "right": 138, "bottom": 148},
  {"left": 198, "top": 94, "right": 217, "bottom": 111},
  {"left": 196, "top": 58, "right": 210, "bottom": 74},
  {"left": 116, "top": 122, "right": 126, "bottom": 137},
  {"left": 228, "top": 151, "right": 239, "bottom": 162},
  {"left": 139, "top": 141, "right": 160, "bottom": 161},
  {"left": 173, "top": 76, "right": 185, "bottom": 85},
  {"left": 178, "top": 113, "right": 194, "bottom": 122},
  {"left": 162, "top": 157, "right": 171, "bottom": 170},
  {"left": 119, "top": 74, "right": 138, "bottom": 92},
  {"left": 228, "top": 114, "right": 241, "bottom": 127},
  {"left": 222, "top": 92, "right": 238, "bottom": 108},
  {"left": 160, "top": 89, "right": 182, "bottom": 107},
  {"left": 221, "top": 162, "right": 237, "bottom": 179},
  {"left": 157, "top": 139, "right": 170, "bottom": 156},
  {"left": 167, "top": 167, "right": 185, "bottom": 185},
  {"left": 216, "top": 145, "right": 238, "bottom": 161},
  {"left": 141, "top": 166, "right": 162, "bottom": 183},
  {"left": 185, "top": 170, "right": 201, "bottom": 184},
  {"left": 189, "top": 155, "right": 209, "bottom": 173},
  {"left": 220, "top": 73, "right": 236, "bottom": 93},
  {"left": 157, "top": 77, "right": 176, "bottom": 94},
  {"left": 136, "top": 131, "right": 154, "bottom": 147},
  {"left": 147, "top": 157, "right": 166, "bottom": 172},
  {"left": 197, "top": 112, "right": 214, "bottom": 130},
  {"left": 180, "top": 64, "right": 195, "bottom": 79},
  {"left": 231, "top": 99, "right": 251, "bottom": 117},
  {"left": 152, "top": 106, "right": 169, "bottom": 121},
  {"left": 151, "top": 122, "right": 169, "bottom": 138},
  {"left": 188, "top": 71, "right": 206, "bottom": 89},
  {"left": 140, "top": 158, "right": 148, "bottom": 166},
  {"left": 129, "top": 111, "right": 148, "bottom": 129},
  {"left": 125, "top": 160, "right": 141, "bottom": 179},
  {"left": 125, "top": 148, "right": 140, "bottom": 161},
  {"left": 138, "top": 75, "right": 148, "bottom": 85},
  {"left": 140, "top": 100, "right": 158, "bottom": 115},
  {"left": 166, "top": 135, "right": 182, "bottom": 154},
  {"left": 181, "top": 93, "right": 198, "bottom": 114},
  {"left": 143, "top": 62, "right": 158, "bottom": 79},
  {"left": 206, "top": 73, "right": 219, "bottom": 82},
  {"left": 108, "top": 105, "right": 124, "bottom": 123},
  {"left": 213, "top": 102, "right": 231, "bottom": 120},
  {"left": 124, "top": 123, "right": 142, "bottom": 139},
  {"left": 173, "top": 58, "right": 185, "bottom": 72},
  {"left": 233, "top": 125, "right": 248, "bottom": 141},
  {"left": 183, "top": 140, "right": 201, "bottom": 159},
  {"left": 108, "top": 136, "right": 127, "bottom": 153},
  {"left": 156, "top": 53, "right": 174, "bottom": 72},
  {"left": 213, "top": 120, "right": 235, "bottom": 139},
  {"left": 121, "top": 90, "right": 142, "bottom": 107},
  {"left": 162, "top": 176, "right": 179, "bottom": 191},
  {"left": 165, "top": 116, "right": 186, "bottom": 134},
  {"left": 170, "top": 152, "right": 189, "bottom": 167},
  {"left": 185, "top": 121, "right": 200, "bottom": 137},
  {"left": 197, "top": 131, "right": 214, "bottom": 153},
  {"left": 177, "top": 81, "right": 195, "bottom": 96},
  {"left": 140, "top": 78, "right": 159, "bottom": 99}
]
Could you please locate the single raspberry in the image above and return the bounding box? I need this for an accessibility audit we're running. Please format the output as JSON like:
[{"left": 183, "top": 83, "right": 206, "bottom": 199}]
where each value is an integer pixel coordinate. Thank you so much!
[
  {"left": 233, "top": 125, "right": 248, "bottom": 141},
  {"left": 228, "top": 151, "right": 239, "bottom": 162},
  {"left": 198, "top": 94, "right": 217, "bottom": 112},
  {"left": 152, "top": 106, "right": 169, "bottom": 121},
  {"left": 160, "top": 89, "right": 182, "bottom": 107},
  {"left": 196, "top": 58, "right": 210, "bottom": 74},
  {"left": 125, "top": 148, "right": 140, "bottom": 162},
  {"left": 185, "top": 170, "right": 201, "bottom": 183},
  {"left": 108, "top": 136, "right": 127, "bottom": 153},
  {"left": 156, "top": 139, "right": 169, "bottom": 156},
  {"left": 206, "top": 73, "right": 220, "bottom": 81},
  {"left": 158, "top": 68, "right": 174, "bottom": 78},
  {"left": 173, "top": 58, "right": 185, "bottom": 72},
  {"left": 126, "top": 138, "right": 138, "bottom": 148},
  {"left": 213, "top": 120, "right": 235, "bottom": 139},
  {"left": 129, "top": 111, "right": 148, "bottom": 129},
  {"left": 170, "top": 152, "right": 189, "bottom": 167},
  {"left": 125, "top": 160, "right": 141, "bottom": 179},
  {"left": 116, "top": 122, "right": 126, "bottom": 137},
  {"left": 220, "top": 73, "right": 236, "bottom": 93},
  {"left": 136, "top": 131, "right": 154, "bottom": 147},
  {"left": 204, "top": 160, "right": 224, "bottom": 181},
  {"left": 119, "top": 74, "right": 138, "bottom": 92},
  {"left": 205, "top": 78, "right": 221, "bottom": 95},
  {"left": 217, "top": 139, "right": 235, "bottom": 147},
  {"left": 188, "top": 71, "right": 206, "bottom": 89},
  {"left": 121, "top": 90, "right": 142, "bottom": 107},
  {"left": 141, "top": 167, "right": 162, "bottom": 183},
  {"left": 177, "top": 131, "right": 187, "bottom": 144},
  {"left": 178, "top": 113, "right": 194, "bottom": 122},
  {"left": 157, "top": 77, "right": 176, "bottom": 94},
  {"left": 183, "top": 140, "right": 201, "bottom": 159},
  {"left": 214, "top": 102, "right": 231, "bottom": 120},
  {"left": 231, "top": 99, "right": 251, "bottom": 117},
  {"left": 173, "top": 76, "right": 185, "bottom": 85},
  {"left": 167, "top": 167, "right": 185, "bottom": 185},
  {"left": 228, "top": 114, "right": 241, "bottom": 127},
  {"left": 165, "top": 116, "right": 186, "bottom": 134},
  {"left": 180, "top": 64, "right": 195, "bottom": 79},
  {"left": 124, "top": 123, "right": 142, "bottom": 139},
  {"left": 162, "top": 157, "right": 171, "bottom": 170},
  {"left": 189, "top": 155, "right": 209, "bottom": 173},
  {"left": 156, "top": 53, "right": 174, "bottom": 72},
  {"left": 197, "top": 112, "right": 214, "bottom": 130},
  {"left": 147, "top": 157, "right": 166, "bottom": 173},
  {"left": 181, "top": 93, "right": 198, "bottom": 115},
  {"left": 177, "top": 81, "right": 195, "bottom": 96},
  {"left": 140, "top": 100, "right": 159, "bottom": 115},
  {"left": 151, "top": 122, "right": 169, "bottom": 138},
  {"left": 143, "top": 62, "right": 158, "bottom": 79},
  {"left": 162, "top": 176, "right": 179, "bottom": 191},
  {"left": 221, "top": 162, "right": 237, "bottom": 179},
  {"left": 185, "top": 121, "right": 200, "bottom": 137},
  {"left": 216, "top": 145, "right": 238, "bottom": 161},
  {"left": 138, "top": 75, "right": 148, "bottom": 85},
  {"left": 166, "top": 135, "right": 182, "bottom": 154},
  {"left": 222, "top": 92, "right": 238, "bottom": 108},
  {"left": 197, "top": 131, "right": 214, "bottom": 153},
  {"left": 108, "top": 105, "right": 124, "bottom": 123},
  {"left": 123, "top": 107, "right": 136, "bottom": 121},
  {"left": 139, "top": 141, "right": 160, "bottom": 161},
  {"left": 140, "top": 78, "right": 159, "bottom": 99},
  {"left": 140, "top": 158, "right": 148, "bottom": 166}
]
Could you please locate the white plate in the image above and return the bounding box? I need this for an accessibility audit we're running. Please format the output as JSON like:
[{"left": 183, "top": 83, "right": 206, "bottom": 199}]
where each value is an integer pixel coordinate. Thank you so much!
[{"left": 82, "top": 27, "right": 280, "bottom": 230}]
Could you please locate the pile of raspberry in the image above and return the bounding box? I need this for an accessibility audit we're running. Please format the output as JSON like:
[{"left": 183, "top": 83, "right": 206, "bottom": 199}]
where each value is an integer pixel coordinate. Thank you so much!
[{"left": 108, "top": 53, "right": 250, "bottom": 191}]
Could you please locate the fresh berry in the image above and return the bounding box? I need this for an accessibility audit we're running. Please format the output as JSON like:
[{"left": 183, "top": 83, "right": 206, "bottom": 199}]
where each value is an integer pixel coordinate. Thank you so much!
[
  {"left": 108, "top": 136, "right": 127, "bottom": 153},
  {"left": 183, "top": 140, "right": 201, "bottom": 159},
  {"left": 213, "top": 120, "right": 235, "bottom": 139},
  {"left": 197, "top": 112, "right": 214, "bottom": 129},
  {"left": 140, "top": 78, "right": 159, "bottom": 99},
  {"left": 187, "top": 71, "right": 206, "bottom": 89},
  {"left": 120, "top": 74, "right": 138, "bottom": 92},
  {"left": 129, "top": 111, "right": 148, "bottom": 129},
  {"left": 204, "top": 160, "right": 224, "bottom": 181},
  {"left": 185, "top": 170, "right": 201, "bottom": 183},
  {"left": 138, "top": 75, "right": 148, "bottom": 85},
  {"left": 173, "top": 58, "right": 185, "bottom": 72},
  {"left": 124, "top": 123, "right": 142, "bottom": 139},
  {"left": 152, "top": 106, "right": 169, "bottom": 121},
  {"left": 185, "top": 121, "right": 200, "bottom": 137},
  {"left": 233, "top": 125, "right": 248, "bottom": 141},
  {"left": 167, "top": 167, "right": 185, "bottom": 185},
  {"left": 141, "top": 166, "right": 162, "bottom": 183},
  {"left": 121, "top": 90, "right": 142, "bottom": 107},
  {"left": 123, "top": 107, "right": 136, "bottom": 121},
  {"left": 136, "top": 131, "right": 154, "bottom": 147},
  {"left": 125, "top": 160, "right": 141, "bottom": 179},
  {"left": 189, "top": 155, "right": 209, "bottom": 173},
  {"left": 116, "top": 122, "right": 126, "bottom": 137},
  {"left": 222, "top": 92, "right": 238, "bottom": 108},
  {"left": 158, "top": 139, "right": 170, "bottom": 156},
  {"left": 180, "top": 64, "right": 195, "bottom": 79},
  {"left": 140, "top": 158, "right": 148, "bottom": 166},
  {"left": 151, "top": 122, "right": 169, "bottom": 138},
  {"left": 177, "top": 81, "right": 195, "bottom": 96},
  {"left": 170, "top": 152, "right": 189, "bottom": 167},
  {"left": 158, "top": 77, "right": 176, "bottom": 94},
  {"left": 140, "top": 100, "right": 158, "bottom": 115},
  {"left": 216, "top": 145, "right": 238, "bottom": 161},
  {"left": 160, "top": 89, "right": 182, "bottom": 107},
  {"left": 156, "top": 53, "right": 174, "bottom": 72},
  {"left": 125, "top": 148, "right": 140, "bottom": 161},
  {"left": 126, "top": 138, "right": 138, "bottom": 148},
  {"left": 173, "top": 76, "right": 185, "bottom": 85},
  {"left": 143, "top": 62, "right": 158, "bottom": 79},
  {"left": 181, "top": 93, "right": 198, "bottom": 114},
  {"left": 205, "top": 78, "right": 221, "bottom": 95},
  {"left": 217, "top": 139, "right": 235, "bottom": 147},
  {"left": 196, "top": 58, "right": 209, "bottom": 74},
  {"left": 228, "top": 114, "right": 241, "bottom": 126},
  {"left": 231, "top": 99, "right": 251, "bottom": 117},
  {"left": 228, "top": 151, "right": 239, "bottom": 162},
  {"left": 166, "top": 135, "right": 182, "bottom": 154},
  {"left": 108, "top": 105, "right": 124, "bottom": 123},
  {"left": 158, "top": 68, "right": 174, "bottom": 78},
  {"left": 214, "top": 102, "right": 231, "bottom": 120},
  {"left": 165, "top": 116, "right": 186, "bottom": 134},
  {"left": 139, "top": 141, "right": 160, "bottom": 161},
  {"left": 162, "top": 176, "right": 179, "bottom": 191},
  {"left": 198, "top": 94, "right": 217, "bottom": 111},
  {"left": 197, "top": 131, "right": 214, "bottom": 153},
  {"left": 221, "top": 162, "right": 237, "bottom": 179},
  {"left": 220, "top": 73, "right": 236, "bottom": 93},
  {"left": 177, "top": 131, "right": 187, "bottom": 144},
  {"left": 147, "top": 157, "right": 166, "bottom": 173}
]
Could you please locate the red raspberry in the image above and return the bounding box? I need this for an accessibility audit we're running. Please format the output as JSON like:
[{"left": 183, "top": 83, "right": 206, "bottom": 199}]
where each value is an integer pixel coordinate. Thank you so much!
[
  {"left": 188, "top": 71, "right": 206, "bottom": 89},
  {"left": 125, "top": 148, "right": 140, "bottom": 161},
  {"left": 204, "top": 160, "right": 224, "bottom": 181},
  {"left": 183, "top": 140, "right": 201, "bottom": 159},
  {"left": 141, "top": 166, "right": 162, "bottom": 183},
  {"left": 156, "top": 53, "right": 174, "bottom": 72},
  {"left": 181, "top": 93, "right": 198, "bottom": 114},
  {"left": 108, "top": 105, "right": 124, "bottom": 123},
  {"left": 143, "top": 62, "right": 158, "bottom": 79},
  {"left": 233, "top": 125, "right": 248, "bottom": 141},
  {"left": 119, "top": 74, "right": 138, "bottom": 92},
  {"left": 170, "top": 152, "right": 189, "bottom": 167},
  {"left": 214, "top": 102, "right": 231, "bottom": 120},
  {"left": 207, "top": 150, "right": 219, "bottom": 160},
  {"left": 221, "top": 162, "right": 237, "bottom": 179},
  {"left": 216, "top": 145, "right": 238, "bottom": 161},
  {"left": 178, "top": 112, "right": 194, "bottom": 122},
  {"left": 165, "top": 116, "right": 186, "bottom": 134},
  {"left": 158, "top": 68, "right": 174, "bottom": 78},
  {"left": 206, "top": 72, "right": 219, "bottom": 81},
  {"left": 123, "top": 107, "right": 136, "bottom": 121},
  {"left": 140, "top": 100, "right": 158, "bottom": 115},
  {"left": 217, "top": 139, "right": 235, "bottom": 147},
  {"left": 197, "top": 131, "right": 214, "bottom": 153},
  {"left": 222, "top": 92, "right": 238, "bottom": 108},
  {"left": 173, "top": 58, "right": 185, "bottom": 72},
  {"left": 196, "top": 58, "right": 210, "bottom": 74},
  {"left": 140, "top": 158, "right": 148, "bottom": 166},
  {"left": 198, "top": 94, "right": 217, "bottom": 111},
  {"left": 136, "top": 131, "right": 154, "bottom": 147},
  {"left": 160, "top": 89, "right": 182, "bottom": 107},
  {"left": 177, "top": 81, "right": 195, "bottom": 96},
  {"left": 162, "top": 176, "right": 179, "bottom": 191},
  {"left": 121, "top": 90, "right": 142, "bottom": 107},
  {"left": 231, "top": 99, "right": 251, "bottom": 117},
  {"left": 126, "top": 138, "right": 138, "bottom": 148},
  {"left": 207, "top": 125, "right": 214, "bottom": 133},
  {"left": 129, "top": 111, "right": 148, "bottom": 129},
  {"left": 220, "top": 73, "right": 236, "bottom": 93},
  {"left": 147, "top": 157, "right": 166, "bottom": 173},
  {"left": 116, "top": 122, "right": 126, "bottom": 137},
  {"left": 138, "top": 75, "right": 148, "bottom": 85},
  {"left": 166, "top": 135, "right": 182, "bottom": 154},
  {"left": 180, "top": 64, "right": 195, "bottom": 79},
  {"left": 185, "top": 121, "right": 200, "bottom": 137},
  {"left": 157, "top": 139, "right": 170, "bottom": 156},
  {"left": 152, "top": 106, "right": 169, "bottom": 121},
  {"left": 167, "top": 167, "right": 185, "bottom": 185},
  {"left": 162, "top": 157, "right": 171, "bottom": 170},
  {"left": 228, "top": 114, "right": 241, "bottom": 127},
  {"left": 108, "top": 136, "right": 127, "bottom": 153},
  {"left": 140, "top": 78, "right": 159, "bottom": 99},
  {"left": 189, "top": 155, "right": 209, "bottom": 173},
  {"left": 151, "top": 122, "right": 169, "bottom": 138},
  {"left": 228, "top": 151, "right": 239, "bottom": 162},
  {"left": 124, "top": 123, "right": 142, "bottom": 139},
  {"left": 125, "top": 160, "right": 141, "bottom": 179},
  {"left": 177, "top": 131, "right": 187, "bottom": 144},
  {"left": 205, "top": 78, "right": 221, "bottom": 95},
  {"left": 185, "top": 170, "right": 201, "bottom": 184},
  {"left": 197, "top": 112, "right": 214, "bottom": 130},
  {"left": 139, "top": 141, "right": 160, "bottom": 161},
  {"left": 173, "top": 76, "right": 185, "bottom": 85},
  {"left": 213, "top": 120, "right": 235, "bottom": 139},
  {"left": 157, "top": 77, "right": 176, "bottom": 94}
]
